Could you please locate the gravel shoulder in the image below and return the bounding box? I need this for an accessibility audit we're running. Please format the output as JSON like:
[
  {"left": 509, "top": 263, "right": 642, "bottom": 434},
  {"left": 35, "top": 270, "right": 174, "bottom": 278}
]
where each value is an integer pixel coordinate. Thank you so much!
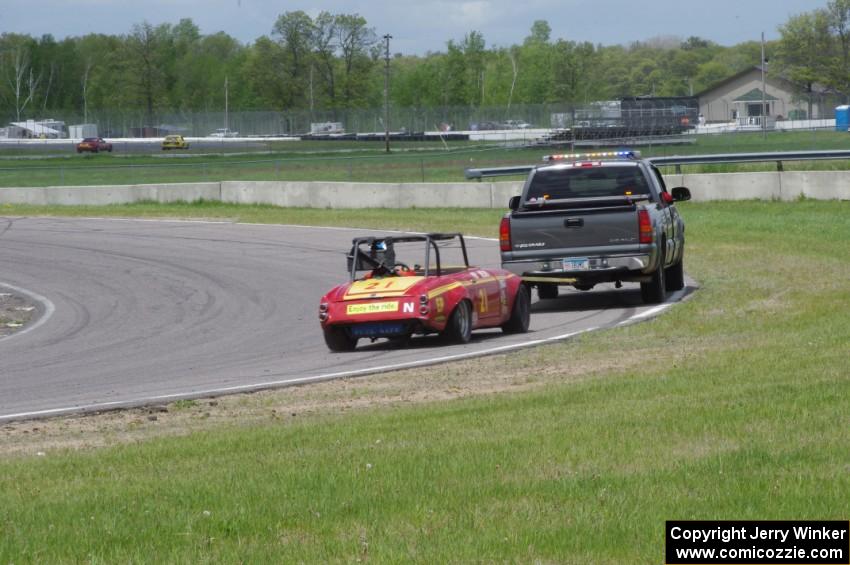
[{"left": 0, "top": 288, "right": 35, "bottom": 339}]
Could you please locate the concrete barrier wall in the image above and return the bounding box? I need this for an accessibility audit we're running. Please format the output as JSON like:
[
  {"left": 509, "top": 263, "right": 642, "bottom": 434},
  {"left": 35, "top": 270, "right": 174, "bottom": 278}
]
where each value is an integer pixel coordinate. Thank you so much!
[
  {"left": 220, "top": 180, "right": 509, "bottom": 208},
  {"left": 0, "top": 183, "right": 220, "bottom": 206},
  {"left": 780, "top": 171, "right": 850, "bottom": 200},
  {"left": 663, "top": 173, "right": 784, "bottom": 201},
  {"left": 1, "top": 173, "right": 848, "bottom": 208},
  {"left": 662, "top": 171, "right": 850, "bottom": 201}
]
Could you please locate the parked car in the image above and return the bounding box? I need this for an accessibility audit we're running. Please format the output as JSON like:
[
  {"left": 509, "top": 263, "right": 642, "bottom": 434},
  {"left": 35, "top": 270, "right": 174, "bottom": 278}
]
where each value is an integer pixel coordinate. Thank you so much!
[
  {"left": 76, "top": 137, "right": 112, "bottom": 153},
  {"left": 208, "top": 128, "right": 238, "bottom": 138},
  {"left": 470, "top": 121, "right": 502, "bottom": 131},
  {"left": 161, "top": 135, "right": 190, "bottom": 150},
  {"left": 503, "top": 120, "right": 532, "bottom": 129}
]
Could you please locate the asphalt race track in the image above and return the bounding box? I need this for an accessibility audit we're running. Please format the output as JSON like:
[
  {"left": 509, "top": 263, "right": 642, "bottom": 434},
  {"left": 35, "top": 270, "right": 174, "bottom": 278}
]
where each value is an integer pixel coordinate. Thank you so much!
[{"left": 0, "top": 217, "right": 693, "bottom": 422}]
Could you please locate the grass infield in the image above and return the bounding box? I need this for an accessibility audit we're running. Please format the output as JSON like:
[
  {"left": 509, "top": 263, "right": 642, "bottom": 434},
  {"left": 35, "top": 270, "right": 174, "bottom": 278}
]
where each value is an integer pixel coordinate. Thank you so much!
[
  {"left": 3, "top": 130, "right": 850, "bottom": 187},
  {"left": 0, "top": 200, "right": 848, "bottom": 562}
]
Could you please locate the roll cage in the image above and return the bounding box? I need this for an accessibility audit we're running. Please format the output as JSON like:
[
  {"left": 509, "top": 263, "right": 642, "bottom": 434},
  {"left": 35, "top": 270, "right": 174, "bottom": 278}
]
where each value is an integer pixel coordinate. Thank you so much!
[{"left": 346, "top": 233, "right": 469, "bottom": 281}]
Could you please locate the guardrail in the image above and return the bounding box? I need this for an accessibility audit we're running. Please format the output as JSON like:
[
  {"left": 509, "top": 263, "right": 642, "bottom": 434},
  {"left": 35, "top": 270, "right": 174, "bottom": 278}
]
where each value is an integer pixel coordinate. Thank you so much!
[
  {"left": 649, "top": 150, "right": 850, "bottom": 172},
  {"left": 464, "top": 165, "right": 537, "bottom": 180},
  {"left": 464, "top": 149, "right": 850, "bottom": 180}
]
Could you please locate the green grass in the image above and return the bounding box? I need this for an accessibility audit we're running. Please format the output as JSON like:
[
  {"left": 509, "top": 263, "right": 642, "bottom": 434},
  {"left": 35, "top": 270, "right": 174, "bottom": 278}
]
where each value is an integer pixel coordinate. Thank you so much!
[
  {"left": 1, "top": 200, "right": 505, "bottom": 236},
  {"left": 0, "top": 201, "right": 849, "bottom": 562},
  {"left": 3, "top": 129, "right": 850, "bottom": 186}
]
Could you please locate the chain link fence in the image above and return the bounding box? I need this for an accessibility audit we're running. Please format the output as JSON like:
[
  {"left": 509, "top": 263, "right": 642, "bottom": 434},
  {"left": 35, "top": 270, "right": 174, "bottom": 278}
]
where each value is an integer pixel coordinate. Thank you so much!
[
  {"left": 10, "top": 100, "right": 812, "bottom": 138},
  {"left": 2, "top": 98, "right": 842, "bottom": 141}
]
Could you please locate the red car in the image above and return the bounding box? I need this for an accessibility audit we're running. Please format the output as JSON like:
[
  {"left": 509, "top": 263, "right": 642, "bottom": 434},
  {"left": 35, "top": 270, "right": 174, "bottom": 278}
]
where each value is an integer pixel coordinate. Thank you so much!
[
  {"left": 76, "top": 137, "right": 112, "bottom": 153},
  {"left": 319, "top": 233, "right": 530, "bottom": 351}
]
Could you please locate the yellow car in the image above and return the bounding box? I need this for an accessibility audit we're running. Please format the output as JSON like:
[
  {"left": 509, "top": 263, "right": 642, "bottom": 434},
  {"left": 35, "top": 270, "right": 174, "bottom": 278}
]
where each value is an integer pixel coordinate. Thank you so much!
[{"left": 161, "top": 135, "right": 189, "bottom": 150}]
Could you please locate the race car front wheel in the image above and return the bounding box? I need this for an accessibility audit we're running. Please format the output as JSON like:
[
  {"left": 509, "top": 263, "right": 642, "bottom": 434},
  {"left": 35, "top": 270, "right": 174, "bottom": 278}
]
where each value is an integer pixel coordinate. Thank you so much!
[{"left": 323, "top": 326, "right": 358, "bottom": 352}]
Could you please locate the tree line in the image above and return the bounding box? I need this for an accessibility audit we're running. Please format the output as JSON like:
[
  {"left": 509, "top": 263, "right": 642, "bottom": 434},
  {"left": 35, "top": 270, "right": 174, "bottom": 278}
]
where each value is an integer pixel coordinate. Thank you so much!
[{"left": 2, "top": 3, "right": 849, "bottom": 125}]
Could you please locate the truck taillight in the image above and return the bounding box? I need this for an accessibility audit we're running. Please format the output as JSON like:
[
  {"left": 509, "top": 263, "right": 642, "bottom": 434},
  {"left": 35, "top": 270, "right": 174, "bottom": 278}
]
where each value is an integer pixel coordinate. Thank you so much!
[
  {"left": 638, "top": 209, "right": 653, "bottom": 244},
  {"left": 499, "top": 217, "right": 512, "bottom": 252}
]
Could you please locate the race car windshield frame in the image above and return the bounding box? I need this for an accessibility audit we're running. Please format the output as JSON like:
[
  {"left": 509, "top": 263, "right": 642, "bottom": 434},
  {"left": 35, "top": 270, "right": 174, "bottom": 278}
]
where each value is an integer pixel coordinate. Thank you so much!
[{"left": 346, "top": 233, "right": 469, "bottom": 280}]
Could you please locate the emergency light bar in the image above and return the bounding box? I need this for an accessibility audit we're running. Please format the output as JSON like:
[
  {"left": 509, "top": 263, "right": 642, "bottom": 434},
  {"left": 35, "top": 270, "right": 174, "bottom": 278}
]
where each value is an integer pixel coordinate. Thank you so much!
[{"left": 543, "top": 150, "right": 641, "bottom": 162}]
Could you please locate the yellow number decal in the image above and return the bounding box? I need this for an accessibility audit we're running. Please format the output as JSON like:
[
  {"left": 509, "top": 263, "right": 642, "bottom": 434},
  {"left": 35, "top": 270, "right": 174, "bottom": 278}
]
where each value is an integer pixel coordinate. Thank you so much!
[{"left": 478, "top": 289, "right": 488, "bottom": 313}]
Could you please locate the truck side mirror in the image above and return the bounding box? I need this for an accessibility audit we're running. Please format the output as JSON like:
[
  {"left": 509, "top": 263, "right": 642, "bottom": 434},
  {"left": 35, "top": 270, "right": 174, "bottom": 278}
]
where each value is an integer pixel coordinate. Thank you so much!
[
  {"left": 508, "top": 196, "right": 521, "bottom": 211},
  {"left": 671, "top": 187, "right": 691, "bottom": 202}
]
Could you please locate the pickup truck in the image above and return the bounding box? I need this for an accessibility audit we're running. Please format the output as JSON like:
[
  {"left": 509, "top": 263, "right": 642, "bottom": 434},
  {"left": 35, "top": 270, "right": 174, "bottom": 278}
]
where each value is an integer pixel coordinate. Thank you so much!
[{"left": 499, "top": 151, "right": 691, "bottom": 304}]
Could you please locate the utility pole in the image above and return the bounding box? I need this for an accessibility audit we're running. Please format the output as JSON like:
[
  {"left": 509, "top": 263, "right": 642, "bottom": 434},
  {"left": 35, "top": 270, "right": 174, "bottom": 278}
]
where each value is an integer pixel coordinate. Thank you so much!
[
  {"left": 383, "top": 33, "right": 392, "bottom": 153},
  {"left": 761, "top": 32, "right": 767, "bottom": 140}
]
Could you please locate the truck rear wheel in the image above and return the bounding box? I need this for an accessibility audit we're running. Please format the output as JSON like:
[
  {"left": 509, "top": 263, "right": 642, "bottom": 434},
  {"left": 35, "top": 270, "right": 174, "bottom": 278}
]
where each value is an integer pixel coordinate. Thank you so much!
[
  {"left": 640, "top": 260, "right": 667, "bottom": 304},
  {"left": 537, "top": 283, "right": 558, "bottom": 300},
  {"left": 665, "top": 256, "right": 685, "bottom": 291},
  {"left": 640, "top": 267, "right": 667, "bottom": 304}
]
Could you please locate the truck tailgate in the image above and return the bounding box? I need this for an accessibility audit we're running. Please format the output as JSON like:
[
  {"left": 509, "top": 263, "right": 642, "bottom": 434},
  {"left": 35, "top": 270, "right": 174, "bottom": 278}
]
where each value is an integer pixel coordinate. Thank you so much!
[{"left": 509, "top": 206, "right": 640, "bottom": 257}]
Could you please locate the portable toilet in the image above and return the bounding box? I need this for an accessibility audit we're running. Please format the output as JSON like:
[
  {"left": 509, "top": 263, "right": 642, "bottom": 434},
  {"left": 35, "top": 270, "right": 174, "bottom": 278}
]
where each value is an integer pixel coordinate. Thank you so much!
[{"left": 835, "top": 105, "right": 850, "bottom": 131}]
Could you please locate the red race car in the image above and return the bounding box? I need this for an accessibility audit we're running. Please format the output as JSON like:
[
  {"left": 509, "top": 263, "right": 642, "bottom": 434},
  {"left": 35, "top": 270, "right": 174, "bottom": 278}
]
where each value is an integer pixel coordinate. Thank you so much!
[
  {"left": 319, "top": 233, "right": 530, "bottom": 351},
  {"left": 76, "top": 137, "right": 113, "bottom": 153}
]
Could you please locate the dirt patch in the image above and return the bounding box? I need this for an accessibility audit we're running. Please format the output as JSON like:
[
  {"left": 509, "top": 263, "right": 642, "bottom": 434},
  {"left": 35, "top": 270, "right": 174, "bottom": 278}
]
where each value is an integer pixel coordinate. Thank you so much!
[
  {"left": 0, "top": 288, "right": 36, "bottom": 339},
  {"left": 0, "top": 340, "right": 645, "bottom": 457}
]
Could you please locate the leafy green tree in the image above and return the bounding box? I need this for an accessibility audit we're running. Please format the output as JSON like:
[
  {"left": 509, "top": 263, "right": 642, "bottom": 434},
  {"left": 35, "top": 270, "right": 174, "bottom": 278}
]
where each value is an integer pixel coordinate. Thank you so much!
[
  {"left": 776, "top": 10, "right": 832, "bottom": 112},
  {"left": 272, "top": 11, "right": 313, "bottom": 108},
  {"left": 693, "top": 61, "right": 732, "bottom": 94},
  {"left": 461, "top": 31, "right": 486, "bottom": 106},
  {"left": 335, "top": 14, "right": 377, "bottom": 108},
  {"left": 516, "top": 22, "right": 555, "bottom": 104},
  {"left": 825, "top": 0, "right": 850, "bottom": 98},
  {"left": 123, "top": 22, "right": 173, "bottom": 123},
  {"left": 442, "top": 40, "right": 467, "bottom": 106},
  {"left": 243, "top": 36, "right": 287, "bottom": 110},
  {"left": 311, "top": 12, "right": 339, "bottom": 111},
  {"left": 526, "top": 20, "right": 551, "bottom": 45}
]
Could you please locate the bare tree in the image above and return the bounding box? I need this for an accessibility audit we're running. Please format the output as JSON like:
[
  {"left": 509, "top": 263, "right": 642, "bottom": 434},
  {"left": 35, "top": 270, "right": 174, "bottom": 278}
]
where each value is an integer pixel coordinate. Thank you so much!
[
  {"left": 7, "top": 48, "right": 41, "bottom": 122},
  {"left": 311, "top": 11, "right": 338, "bottom": 108},
  {"left": 506, "top": 48, "right": 519, "bottom": 116},
  {"left": 9, "top": 47, "right": 40, "bottom": 122},
  {"left": 41, "top": 62, "right": 56, "bottom": 114},
  {"left": 82, "top": 58, "right": 94, "bottom": 123}
]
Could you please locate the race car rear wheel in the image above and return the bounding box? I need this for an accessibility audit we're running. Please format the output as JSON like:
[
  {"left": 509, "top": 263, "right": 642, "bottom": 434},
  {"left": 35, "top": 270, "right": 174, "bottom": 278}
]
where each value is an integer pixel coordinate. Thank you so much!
[
  {"left": 502, "top": 284, "right": 530, "bottom": 334},
  {"left": 323, "top": 326, "right": 358, "bottom": 352},
  {"left": 443, "top": 300, "right": 472, "bottom": 344}
]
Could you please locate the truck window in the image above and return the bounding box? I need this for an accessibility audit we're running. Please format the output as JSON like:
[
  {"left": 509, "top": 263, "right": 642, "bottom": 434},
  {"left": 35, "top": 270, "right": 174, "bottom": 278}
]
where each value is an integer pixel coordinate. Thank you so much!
[
  {"left": 527, "top": 167, "right": 650, "bottom": 201},
  {"left": 650, "top": 165, "right": 667, "bottom": 192}
]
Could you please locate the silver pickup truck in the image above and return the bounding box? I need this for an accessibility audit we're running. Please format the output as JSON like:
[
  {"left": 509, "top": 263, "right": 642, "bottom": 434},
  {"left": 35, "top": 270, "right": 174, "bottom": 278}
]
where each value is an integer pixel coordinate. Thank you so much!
[{"left": 499, "top": 151, "right": 691, "bottom": 304}]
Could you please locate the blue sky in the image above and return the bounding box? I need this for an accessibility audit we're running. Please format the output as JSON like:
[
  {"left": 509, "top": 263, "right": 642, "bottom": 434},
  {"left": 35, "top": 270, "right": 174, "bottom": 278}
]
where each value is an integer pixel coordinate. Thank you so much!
[{"left": 3, "top": 0, "right": 830, "bottom": 54}]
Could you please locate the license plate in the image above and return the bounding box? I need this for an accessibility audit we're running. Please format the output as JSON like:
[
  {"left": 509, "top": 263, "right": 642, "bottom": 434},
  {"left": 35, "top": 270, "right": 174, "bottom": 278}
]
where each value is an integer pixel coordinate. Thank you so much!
[
  {"left": 347, "top": 301, "right": 399, "bottom": 315},
  {"left": 562, "top": 258, "right": 589, "bottom": 271},
  {"left": 350, "top": 322, "right": 406, "bottom": 337}
]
